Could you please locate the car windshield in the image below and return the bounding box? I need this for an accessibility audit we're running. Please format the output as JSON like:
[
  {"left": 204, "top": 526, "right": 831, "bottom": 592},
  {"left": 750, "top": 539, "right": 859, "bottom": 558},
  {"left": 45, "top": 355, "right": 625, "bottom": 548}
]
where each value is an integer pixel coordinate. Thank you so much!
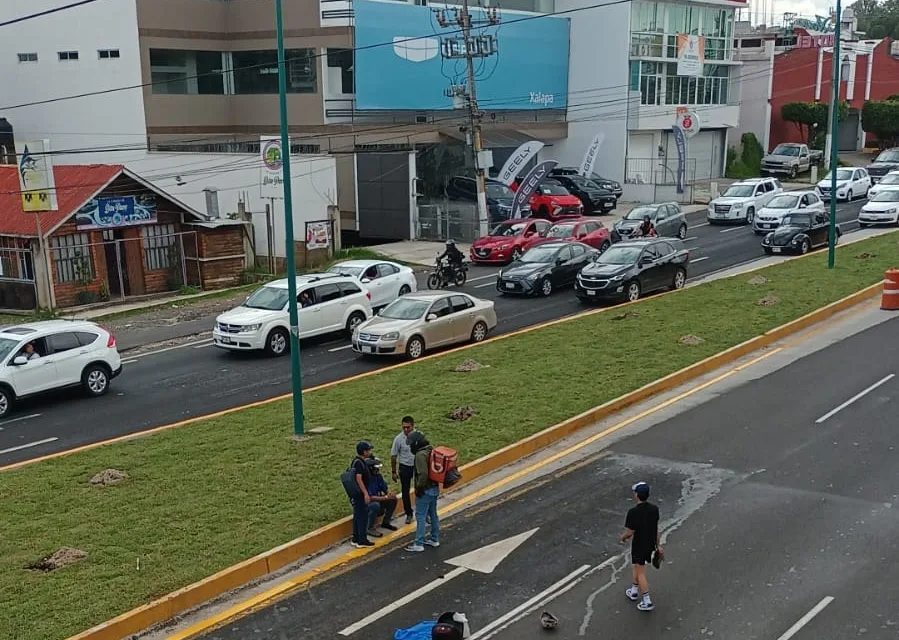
[
  {"left": 519, "top": 245, "right": 561, "bottom": 263},
  {"left": 772, "top": 144, "right": 800, "bottom": 156},
  {"left": 871, "top": 190, "right": 899, "bottom": 202},
  {"left": 546, "top": 224, "right": 576, "bottom": 238},
  {"left": 624, "top": 206, "right": 657, "bottom": 220},
  {"left": 875, "top": 150, "right": 899, "bottom": 163},
  {"left": 723, "top": 185, "right": 755, "bottom": 197},
  {"left": 880, "top": 174, "right": 899, "bottom": 185},
  {"left": 486, "top": 183, "right": 513, "bottom": 199},
  {"left": 829, "top": 169, "right": 853, "bottom": 181},
  {"left": 565, "top": 176, "right": 589, "bottom": 188},
  {"left": 379, "top": 298, "right": 430, "bottom": 320},
  {"left": 539, "top": 184, "right": 570, "bottom": 196},
  {"left": 489, "top": 222, "right": 527, "bottom": 237},
  {"left": 0, "top": 337, "right": 20, "bottom": 361},
  {"left": 594, "top": 246, "right": 642, "bottom": 265},
  {"left": 327, "top": 264, "right": 363, "bottom": 277},
  {"left": 781, "top": 213, "right": 811, "bottom": 227},
  {"left": 766, "top": 195, "right": 800, "bottom": 209},
  {"left": 244, "top": 285, "right": 290, "bottom": 310}
]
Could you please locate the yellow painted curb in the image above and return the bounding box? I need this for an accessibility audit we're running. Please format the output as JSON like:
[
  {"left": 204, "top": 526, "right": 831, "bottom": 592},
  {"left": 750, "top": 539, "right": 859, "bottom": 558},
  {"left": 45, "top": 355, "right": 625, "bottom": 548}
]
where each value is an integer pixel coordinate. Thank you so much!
[{"left": 66, "top": 280, "right": 884, "bottom": 640}]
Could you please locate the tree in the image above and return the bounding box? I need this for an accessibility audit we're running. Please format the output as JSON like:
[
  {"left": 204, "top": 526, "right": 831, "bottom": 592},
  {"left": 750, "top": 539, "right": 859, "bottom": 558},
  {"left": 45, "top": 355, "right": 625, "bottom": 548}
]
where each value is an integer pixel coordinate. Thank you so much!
[
  {"left": 780, "top": 101, "right": 850, "bottom": 147},
  {"left": 851, "top": 0, "right": 899, "bottom": 38},
  {"left": 861, "top": 98, "right": 899, "bottom": 148}
]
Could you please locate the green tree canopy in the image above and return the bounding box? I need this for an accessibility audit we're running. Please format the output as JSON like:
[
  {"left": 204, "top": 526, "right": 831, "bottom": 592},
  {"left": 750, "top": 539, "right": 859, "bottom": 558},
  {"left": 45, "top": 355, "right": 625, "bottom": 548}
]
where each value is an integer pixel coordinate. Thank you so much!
[
  {"left": 861, "top": 98, "right": 899, "bottom": 147},
  {"left": 851, "top": 0, "right": 899, "bottom": 38},
  {"left": 780, "top": 101, "right": 850, "bottom": 146}
]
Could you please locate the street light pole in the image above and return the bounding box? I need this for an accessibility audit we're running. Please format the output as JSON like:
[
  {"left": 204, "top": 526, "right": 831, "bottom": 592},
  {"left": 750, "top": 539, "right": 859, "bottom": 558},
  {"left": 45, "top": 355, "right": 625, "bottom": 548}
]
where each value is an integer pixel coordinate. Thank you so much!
[
  {"left": 827, "top": 0, "right": 842, "bottom": 269},
  {"left": 275, "top": 0, "right": 305, "bottom": 435}
]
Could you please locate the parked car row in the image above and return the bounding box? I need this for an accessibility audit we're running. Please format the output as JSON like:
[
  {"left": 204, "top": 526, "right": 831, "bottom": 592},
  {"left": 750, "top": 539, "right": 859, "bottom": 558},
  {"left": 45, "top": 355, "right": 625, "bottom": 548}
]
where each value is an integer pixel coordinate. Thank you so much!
[{"left": 859, "top": 170, "right": 899, "bottom": 226}]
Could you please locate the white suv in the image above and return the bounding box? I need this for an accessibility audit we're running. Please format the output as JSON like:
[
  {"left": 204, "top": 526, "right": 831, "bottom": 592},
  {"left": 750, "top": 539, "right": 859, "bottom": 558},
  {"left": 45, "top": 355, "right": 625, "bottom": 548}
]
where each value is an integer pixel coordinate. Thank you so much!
[
  {"left": 708, "top": 177, "right": 783, "bottom": 225},
  {"left": 213, "top": 273, "right": 373, "bottom": 356},
  {"left": 0, "top": 320, "right": 122, "bottom": 419}
]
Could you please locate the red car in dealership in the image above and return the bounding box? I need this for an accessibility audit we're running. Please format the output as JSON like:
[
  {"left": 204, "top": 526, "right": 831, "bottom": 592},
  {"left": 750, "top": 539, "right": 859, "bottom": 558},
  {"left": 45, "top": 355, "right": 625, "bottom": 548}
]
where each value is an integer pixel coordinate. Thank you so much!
[
  {"left": 521, "top": 218, "right": 611, "bottom": 252},
  {"left": 470, "top": 218, "right": 553, "bottom": 264},
  {"left": 511, "top": 179, "right": 584, "bottom": 221}
]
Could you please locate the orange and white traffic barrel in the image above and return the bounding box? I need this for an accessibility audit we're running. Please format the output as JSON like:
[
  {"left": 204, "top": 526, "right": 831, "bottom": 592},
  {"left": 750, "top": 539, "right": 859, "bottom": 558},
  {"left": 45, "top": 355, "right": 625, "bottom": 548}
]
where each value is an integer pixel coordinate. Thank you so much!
[{"left": 882, "top": 269, "right": 899, "bottom": 310}]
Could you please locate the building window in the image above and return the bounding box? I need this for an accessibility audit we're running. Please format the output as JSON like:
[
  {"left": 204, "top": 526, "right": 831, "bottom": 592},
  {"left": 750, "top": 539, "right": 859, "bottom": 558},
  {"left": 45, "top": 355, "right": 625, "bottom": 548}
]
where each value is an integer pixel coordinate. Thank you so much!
[
  {"left": 232, "top": 49, "right": 316, "bottom": 94},
  {"left": 51, "top": 233, "right": 93, "bottom": 284},
  {"left": 17, "top": 52, "right": 38, "bottom": 63},
  {"left": 142, "top": 224, "right": 177, "bottom": 271},
  {"left": 149, "top": 49, "right": 225, "bottom": 95},
  {"left": 631, "top": 1, "right": 734, "bottom": 62},
  {"left": 98, "top": 49, "right": 121, "bottom": 59},
  {"left": 631, "top": 1, "right": 663, "bottom": 33},
  {"left": 150, "top": 140, "right": 321, "bottom": 154},
  {"left": 327, "top": 48, "right": 354, "bottom": 94},
  {"left": 0, "top": 238, "right": 34, "bottom": 281},
  {"left": 632, "top": 61, "right": 663, "bottom": 105},
  {"left": 58, "top": 51, "right": 79, "bottom": 61},
  {"left": 668, "top": 5, "right": 700, "bottom": 36},
  {"left": 664, "top": 64, "right": 729, "bottom": 105}
]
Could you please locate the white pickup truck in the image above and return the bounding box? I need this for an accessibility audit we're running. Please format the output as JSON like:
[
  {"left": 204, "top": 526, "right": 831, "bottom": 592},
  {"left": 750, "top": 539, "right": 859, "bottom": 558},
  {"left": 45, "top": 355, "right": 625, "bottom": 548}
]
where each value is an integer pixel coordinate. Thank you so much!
[{"left": 761, "top": 143, "right": 824, "bottom": 179}]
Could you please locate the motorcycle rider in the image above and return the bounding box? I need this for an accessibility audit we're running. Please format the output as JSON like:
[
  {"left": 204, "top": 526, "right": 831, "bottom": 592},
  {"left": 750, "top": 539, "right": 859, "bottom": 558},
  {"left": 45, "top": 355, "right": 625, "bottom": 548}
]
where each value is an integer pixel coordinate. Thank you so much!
[
  {"left": 436, "top": 239, "right": 465, "bottom": 276},
  {"left": 633, "top": 215, "right": 658, "bottom": 238}
]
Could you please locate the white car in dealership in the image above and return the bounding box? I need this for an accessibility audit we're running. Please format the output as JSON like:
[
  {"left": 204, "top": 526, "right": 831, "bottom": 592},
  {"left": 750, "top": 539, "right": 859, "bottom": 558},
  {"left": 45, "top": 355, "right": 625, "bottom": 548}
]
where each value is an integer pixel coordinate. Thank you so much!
[
  {"left": 752, "top": 190, "right": 825, "bottom": 235},
  {"left": 815, "top": 167, "right": 871, "bottom": 201},
  {"left": 326, "top": 259, "right": 417, "bottom": 309},
  {"left": 866, "top": 170, "right": 899, "bottom": 198},
  {"left": 858, "top": 189, "right": 899, "bottom": 226},
  {"left": 707, "top": 177, "right": 782, "bottom": 225},
  {"left": 213, "top": 273, "right": 373, "bottom": 356}
]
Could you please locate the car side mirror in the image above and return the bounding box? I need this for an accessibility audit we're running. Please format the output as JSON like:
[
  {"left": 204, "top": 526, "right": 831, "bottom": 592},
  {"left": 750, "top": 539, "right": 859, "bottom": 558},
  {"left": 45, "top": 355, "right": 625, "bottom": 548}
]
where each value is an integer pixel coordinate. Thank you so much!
[
  {"left": 12, "top": 356, "right": 27, "bottom": 366},
  {"left": 799, "top": 203, "right": 807, "bottom": 208},
  {"left": 640, "top": 256, "right": 653, "bottom": 266},
  {"left": 426, "top": 313, "right": 437, "bottom": 322},
  {"left": 524, "top": 230, "right": 534, "bottom": 237},
  {"left": 361, "top": 278, "right": 371, "bottom": 283},
  {"left": 555, "top": 258, "right": 565, "bottom": 266}
]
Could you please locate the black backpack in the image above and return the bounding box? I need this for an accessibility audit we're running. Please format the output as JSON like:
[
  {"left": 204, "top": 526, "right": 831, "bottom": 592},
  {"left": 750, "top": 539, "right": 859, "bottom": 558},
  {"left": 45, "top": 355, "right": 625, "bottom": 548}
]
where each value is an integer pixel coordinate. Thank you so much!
[
  {"left": 340, "top": 459, "right": 363, "bottom": 500},
  {"left": 432, "top": 613, "right": 465, "bottom": 640}
]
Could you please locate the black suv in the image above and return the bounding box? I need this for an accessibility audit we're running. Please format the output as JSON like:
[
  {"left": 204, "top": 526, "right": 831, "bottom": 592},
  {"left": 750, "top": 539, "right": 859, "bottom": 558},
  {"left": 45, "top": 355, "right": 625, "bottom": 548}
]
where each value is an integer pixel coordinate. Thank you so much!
[
  {"left": 549, "top": 175, "right": 617, "bottom": 214},
  {"left": 865, "top": 148, "right": 899, "bottom": 183},
  {"left": 445, "top": 176, "right": 526, "bottom": 223},
  {"left": 551, "top": 167, "right": 623, "bottom": 200}
]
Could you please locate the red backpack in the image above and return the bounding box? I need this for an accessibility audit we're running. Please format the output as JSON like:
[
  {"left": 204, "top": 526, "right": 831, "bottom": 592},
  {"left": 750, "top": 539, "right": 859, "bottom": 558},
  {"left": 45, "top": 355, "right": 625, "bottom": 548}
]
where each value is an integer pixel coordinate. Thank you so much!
[{"left": 428, "top": 446, "right": 458, "bottom": 484}]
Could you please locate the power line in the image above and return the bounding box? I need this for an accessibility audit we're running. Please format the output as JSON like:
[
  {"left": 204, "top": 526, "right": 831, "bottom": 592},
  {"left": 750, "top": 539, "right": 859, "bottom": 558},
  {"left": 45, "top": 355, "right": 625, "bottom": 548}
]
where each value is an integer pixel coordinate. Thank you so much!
[{"left": 0, "top": 0, "right": 109, "bottom": 28}]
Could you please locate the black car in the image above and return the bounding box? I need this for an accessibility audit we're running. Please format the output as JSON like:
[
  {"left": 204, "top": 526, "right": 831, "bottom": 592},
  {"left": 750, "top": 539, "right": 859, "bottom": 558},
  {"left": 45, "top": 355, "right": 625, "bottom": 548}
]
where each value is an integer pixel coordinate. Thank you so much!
[
  {"left": 496, "top": 241, "right": 598, "bottom": 297},
  {"left": 865, "top": 148, "right": 899, "bottom": 183},
  {"left": 551, "top": 167, "right": 623, "bottom": 200},
  {"left": 549, "top": 175, "right": 617, "bottom": 214},
  {"left": 575, "top": 238, "right": 690, "bottom": 303},
  {"left": 761, "top": 210, "right": 841, "bottom": 255},
  {"left": 445, "top": 176, "right": 527, "bottom": 223}
]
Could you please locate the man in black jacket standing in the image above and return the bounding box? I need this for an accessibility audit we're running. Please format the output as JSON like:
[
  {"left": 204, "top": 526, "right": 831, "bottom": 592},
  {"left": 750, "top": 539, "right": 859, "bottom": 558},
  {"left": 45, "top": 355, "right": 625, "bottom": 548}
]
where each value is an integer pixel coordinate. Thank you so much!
[{"left": 620, "top": 481, "right": 661, "bottom": 611}]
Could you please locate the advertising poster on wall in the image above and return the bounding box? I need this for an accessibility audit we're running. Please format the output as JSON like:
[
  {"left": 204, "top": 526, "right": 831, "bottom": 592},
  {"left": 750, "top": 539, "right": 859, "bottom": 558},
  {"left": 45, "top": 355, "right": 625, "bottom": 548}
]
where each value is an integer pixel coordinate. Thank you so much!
[
  {"left": 675, "top": 34, "right": 705, "bottom": 77},
  {"left": 260, "top": 136, "right": 285, "bottom": 199},
  {"left": 16, "top": 139, "right": 58, "bottom": 212},
  {"left": 305, "top": 220, "right": 332, "bottom": 250},
  {"left": 76, "top": 195, "right": 158, "bottom": 230}
]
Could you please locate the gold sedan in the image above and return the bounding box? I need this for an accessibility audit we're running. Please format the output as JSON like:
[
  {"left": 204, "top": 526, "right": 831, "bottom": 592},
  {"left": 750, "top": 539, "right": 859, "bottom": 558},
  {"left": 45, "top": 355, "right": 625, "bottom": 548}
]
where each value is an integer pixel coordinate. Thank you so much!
[{"left": 351, "top": 290, "right": 498, "bottom": 360}]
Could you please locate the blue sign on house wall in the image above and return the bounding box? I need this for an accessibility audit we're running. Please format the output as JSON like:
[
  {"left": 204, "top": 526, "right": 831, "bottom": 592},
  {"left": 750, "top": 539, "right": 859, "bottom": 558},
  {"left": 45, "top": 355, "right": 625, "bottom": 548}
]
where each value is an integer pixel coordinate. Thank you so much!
[
  {"left": 75, "top": 195, "right": 158, "bottom": 230},
  {"left": 353, "top": 0, "right": 570, "bottom": 111}
]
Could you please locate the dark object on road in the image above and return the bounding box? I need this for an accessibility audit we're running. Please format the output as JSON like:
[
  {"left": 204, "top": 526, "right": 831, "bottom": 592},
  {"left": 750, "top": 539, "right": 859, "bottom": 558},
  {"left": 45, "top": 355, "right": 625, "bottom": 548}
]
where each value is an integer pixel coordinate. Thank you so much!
[
  {"left": 540, "top": 611, "right": 559, "bottom": 629},
  {"left": 652, "top": 548, "right": 665, "bottom": 569},
  {"left": 433, "top": 612, "right": 468, "bottom": 639}
]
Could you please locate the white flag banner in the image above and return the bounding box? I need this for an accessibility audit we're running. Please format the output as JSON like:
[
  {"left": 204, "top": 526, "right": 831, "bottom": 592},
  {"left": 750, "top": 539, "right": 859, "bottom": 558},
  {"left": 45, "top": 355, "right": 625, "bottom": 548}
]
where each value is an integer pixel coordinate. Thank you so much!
[
  {"left": 579, "top": 133, "right": 605, "bottom": 177},
  {"left": 496, "top": 141, "right": 545, "bottom": 186}
]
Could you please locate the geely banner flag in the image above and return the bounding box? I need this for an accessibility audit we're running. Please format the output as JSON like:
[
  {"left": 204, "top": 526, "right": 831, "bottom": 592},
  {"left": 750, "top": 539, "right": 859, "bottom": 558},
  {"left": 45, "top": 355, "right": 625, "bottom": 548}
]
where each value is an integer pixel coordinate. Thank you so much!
[
  {"left": 579, "top": 133, "right": 605, "bottom": 177},
  {"left": 671, "top": 126, "right": 686, "bottom": 194},
  {"left": 510, "top": 159, "right": 558, "bottom": 220},
  {"left": 497, "top": 141, "right": 545, "bottom": 186}
]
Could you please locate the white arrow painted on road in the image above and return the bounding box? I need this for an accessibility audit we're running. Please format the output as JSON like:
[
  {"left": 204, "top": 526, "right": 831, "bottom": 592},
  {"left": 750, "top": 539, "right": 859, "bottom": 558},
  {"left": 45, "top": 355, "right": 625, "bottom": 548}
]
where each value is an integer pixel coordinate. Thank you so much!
[{"left": 338, "top": 528, "right": 539, "bottom": 636}]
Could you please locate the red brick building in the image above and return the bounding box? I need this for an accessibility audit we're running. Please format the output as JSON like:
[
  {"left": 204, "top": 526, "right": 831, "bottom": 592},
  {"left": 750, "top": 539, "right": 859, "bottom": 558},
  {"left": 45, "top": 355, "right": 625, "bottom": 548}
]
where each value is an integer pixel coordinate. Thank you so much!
[
  {"left": 769, "top": 37, "right": 899, "bottom": 152},
  {"left": 0, "top": 164, "right": 249, "bottom": 310}
]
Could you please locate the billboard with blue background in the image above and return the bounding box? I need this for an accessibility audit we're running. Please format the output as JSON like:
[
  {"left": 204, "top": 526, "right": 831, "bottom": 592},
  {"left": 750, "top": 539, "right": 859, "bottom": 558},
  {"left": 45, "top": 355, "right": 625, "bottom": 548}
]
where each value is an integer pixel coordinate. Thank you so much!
[{"left": 353, "top": 0, "right": 570, "bottom": 111}]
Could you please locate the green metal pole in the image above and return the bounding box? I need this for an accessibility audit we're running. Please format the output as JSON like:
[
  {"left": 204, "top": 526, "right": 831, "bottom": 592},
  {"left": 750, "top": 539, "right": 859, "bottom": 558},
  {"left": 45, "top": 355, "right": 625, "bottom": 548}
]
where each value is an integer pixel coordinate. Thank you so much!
[
  {"left": 275, "top": 0, "right": 304, "bottom": 435},
  {"left": 827, "top": 0, "right": 842, "bottom": 269}
]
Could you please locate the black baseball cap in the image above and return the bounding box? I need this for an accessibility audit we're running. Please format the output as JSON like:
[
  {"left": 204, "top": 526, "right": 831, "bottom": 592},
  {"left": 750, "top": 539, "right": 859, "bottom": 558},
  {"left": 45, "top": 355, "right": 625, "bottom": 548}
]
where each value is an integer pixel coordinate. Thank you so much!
[
  {"left": 632, "top": 482, "right": 650, "bottom": 500},
  {"left": 356, "top": 441, "right": 373, "bottom": 455}
]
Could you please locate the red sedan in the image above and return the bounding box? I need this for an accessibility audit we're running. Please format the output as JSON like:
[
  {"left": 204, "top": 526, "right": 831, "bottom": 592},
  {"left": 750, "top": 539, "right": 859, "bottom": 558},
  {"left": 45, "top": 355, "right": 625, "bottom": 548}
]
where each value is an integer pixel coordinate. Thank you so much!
[
  {"left": 470, "top": 218, "right": 552, "bottom": 264},
  {"left": 522, "top": 218, "right": 611, "bottom": 252}
]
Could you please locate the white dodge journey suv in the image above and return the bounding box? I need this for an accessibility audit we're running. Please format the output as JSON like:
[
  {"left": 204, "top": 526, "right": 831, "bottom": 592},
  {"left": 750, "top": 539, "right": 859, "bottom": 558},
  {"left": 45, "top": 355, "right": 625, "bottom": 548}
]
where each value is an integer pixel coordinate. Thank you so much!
[{"left": 213, "top": 273, "right": 373, "bottom": 356}]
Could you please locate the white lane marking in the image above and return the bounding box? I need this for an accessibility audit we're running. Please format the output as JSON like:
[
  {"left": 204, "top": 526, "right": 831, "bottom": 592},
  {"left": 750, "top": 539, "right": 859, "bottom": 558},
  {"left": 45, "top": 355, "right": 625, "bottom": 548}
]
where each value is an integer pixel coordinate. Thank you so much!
[
  {"left": 468, "top": 564, "right": 592, "bottom": 640},
  {"left": 0, "top": 414, "right": 41, "bottom": 430},
  {"left": 475, "top": 282, "right": 495, "bottom": 288},
  {"left": 120, "top": 338, "right": 214, "bottom": 363},
  {"left": 328, "top": 344, "right": 353, "bottom": 352},
  {"left": 815, "top": 374, "right": 895, "bottom": 424},
  {"left": 775, "top": 596, "right": 835, "bottom": 640},
  {"left": 690, "top": 256, "right": 710, "bottom": 263},
  {"left": 467, "top": 272, "right": 500, "bottom": 283},
  {"left": 684, "top": 236, "right": 699, "bottom": 241},
  {"left": 720, "top": 226, "right": 748, "bottom": 233},
  {"left": 0, "top": 437, "right": 58, "bottom": 455},
  {"left": 692, "top": 222, "right": 709, "bottom": 228},
  {"left": 193, "top": 342, "right": 214, "bottom": 349}
]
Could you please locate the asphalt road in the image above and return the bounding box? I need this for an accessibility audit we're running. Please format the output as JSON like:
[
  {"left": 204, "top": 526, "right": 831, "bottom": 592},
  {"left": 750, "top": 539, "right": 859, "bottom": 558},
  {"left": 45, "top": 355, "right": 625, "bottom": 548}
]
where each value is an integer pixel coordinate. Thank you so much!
[
  {"left": 193, "top": 313, "right": 899, "bottom": 640},
  {"left": 0, "top": 200, "right": 868, "bottom": 465}
]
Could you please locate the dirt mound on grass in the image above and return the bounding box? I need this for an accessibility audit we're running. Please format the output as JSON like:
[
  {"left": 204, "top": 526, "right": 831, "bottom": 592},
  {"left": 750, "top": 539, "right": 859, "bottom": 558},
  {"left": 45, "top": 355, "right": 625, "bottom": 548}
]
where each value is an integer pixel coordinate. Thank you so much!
[
  {"left": 747, "top": 275, "right": 769, "bottom": 285},
  {"left": 454, "top": 359, "right": 488, "bottom": 372},
  {"left": 757, "top": 294, "right": 780, "bottom": 307},
  {"left": 27, "top": 548, "right": 87, "bottom": 572},
  {"left": 678, "top": 335, "right": 705, "bottom": 345},
  {"left": 448, "top": 406, "right": 477, "bottom": 421},
  {"left": 89, "top": 469, "right": 129, "bottom": 486}
]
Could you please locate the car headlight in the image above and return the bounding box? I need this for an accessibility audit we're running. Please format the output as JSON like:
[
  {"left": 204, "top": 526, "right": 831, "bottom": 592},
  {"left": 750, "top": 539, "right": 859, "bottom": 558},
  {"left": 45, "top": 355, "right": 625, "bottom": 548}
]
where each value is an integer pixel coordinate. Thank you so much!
[
  {"left": 610, "top": 273, "right": 625, "bottom": 281},
  {"left": 791, "top": 236, "right": 802, "bottom": 244},
  {"left": 763, "top": 233, "right": 773, "bottom": 244},
  {"left": 524, "top": 273, "right": 538, "bottom": 282},
  {"left": 888, "top": 208, "right": 898, "bottom": 214},
  {"left": 242, "top": 324, "right": 262, "bottom": 332},
  {"left": 499, "top": 243, "right": 509, "bottom": 250},
  {"left": 732, "top": 203, "right": 744, "bottom": 210},
  {"left": 381, "top": 332, "right": 400, "bottom": 341}
]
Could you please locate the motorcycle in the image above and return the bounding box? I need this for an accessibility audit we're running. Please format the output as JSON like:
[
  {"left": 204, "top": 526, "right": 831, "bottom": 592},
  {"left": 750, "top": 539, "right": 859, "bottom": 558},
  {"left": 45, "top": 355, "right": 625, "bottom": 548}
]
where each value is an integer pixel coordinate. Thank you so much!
[{"left": 426, "top": 256, "right": 468, "bottom": 289}]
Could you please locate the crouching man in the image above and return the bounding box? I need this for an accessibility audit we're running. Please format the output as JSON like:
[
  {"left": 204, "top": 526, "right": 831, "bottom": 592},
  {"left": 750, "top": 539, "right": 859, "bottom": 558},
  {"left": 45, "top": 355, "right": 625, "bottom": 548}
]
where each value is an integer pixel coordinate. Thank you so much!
[{"left": 365, "top": 457, "right": 398, "bottom": 538}]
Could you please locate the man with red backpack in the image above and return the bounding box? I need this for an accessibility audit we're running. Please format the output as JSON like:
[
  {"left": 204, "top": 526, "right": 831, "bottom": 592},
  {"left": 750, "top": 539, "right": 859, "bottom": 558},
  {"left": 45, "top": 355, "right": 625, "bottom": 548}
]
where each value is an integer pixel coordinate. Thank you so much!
[{"left": 404, "top": 430, "right": 441, "bottom": 552}]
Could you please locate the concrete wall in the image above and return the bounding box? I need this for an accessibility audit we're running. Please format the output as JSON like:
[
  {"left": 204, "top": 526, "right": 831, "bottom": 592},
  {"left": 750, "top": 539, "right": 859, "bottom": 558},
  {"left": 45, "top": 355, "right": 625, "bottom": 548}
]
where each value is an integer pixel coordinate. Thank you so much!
[{"left": 733, "top": 41, "right": 774, "bottom": 152}]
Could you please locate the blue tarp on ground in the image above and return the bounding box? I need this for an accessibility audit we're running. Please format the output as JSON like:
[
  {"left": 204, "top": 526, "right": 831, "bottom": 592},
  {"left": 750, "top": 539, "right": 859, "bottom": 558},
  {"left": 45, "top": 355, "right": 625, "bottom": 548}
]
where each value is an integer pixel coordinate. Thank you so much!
[{"left": 394, "top": 620, "right": 437, "bottom": 640}]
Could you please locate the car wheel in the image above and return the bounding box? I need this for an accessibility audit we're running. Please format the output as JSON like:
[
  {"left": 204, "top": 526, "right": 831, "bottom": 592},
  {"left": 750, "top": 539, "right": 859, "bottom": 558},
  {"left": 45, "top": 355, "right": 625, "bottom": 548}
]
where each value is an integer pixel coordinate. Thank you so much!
[
  {"left": 398, "top": 284, "right": 411, "bottom": 296},
  {"left": 346, "top": 311, "right": 366, "bottom": 337},
  {"left": 0, "top": 386, "right": 12, "bottom": 419},
  {"left": 744, "top": 207, "right": 755, "bottom": 225},
  {"left": 81, "top": 364, "right": 110, "bottom": 397},
  {"left": 511, "top": 247, "right": 523, "bottom": 261},
  {"left": 789, "top": 165, "right": 798, "bottom": 179},
  {"left": 470, "top": 321, "right": 488, "bottom": 343},
  {"left": 846, "top": 190, "right": 853, "bottom": 202},
  {"left": 672, "top": 268, "right": 687, "bottom": 290},
  {"left": 406, "top": 335, "right": 425, "bottom": 360},
  {"left": 539, "top": 277, "right": 553, "bottom": 297},
  {"left": 626, "top": 280, "right": 641, "bottom": 302},
  {"left": 426, "top": 273, "right": 441, "bottom": 290},
  {"left": 454, "top": 270, "right": 468, "bottom": 286},
  {"left": 677, "top": 224, "right": 687, "bottom": 239},
  {"left": 800, "top": 238, "right": 811, "bottom": 254},
  {"left": 265, "top": 327, "right": 289, "bottom": 357}
]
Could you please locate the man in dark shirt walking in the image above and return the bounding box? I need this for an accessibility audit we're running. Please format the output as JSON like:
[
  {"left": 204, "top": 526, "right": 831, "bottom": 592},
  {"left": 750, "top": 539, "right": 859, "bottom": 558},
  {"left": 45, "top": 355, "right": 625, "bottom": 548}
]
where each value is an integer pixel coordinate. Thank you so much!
[{"left": 620, "top": 481, "right": 661, "bottom": 611}]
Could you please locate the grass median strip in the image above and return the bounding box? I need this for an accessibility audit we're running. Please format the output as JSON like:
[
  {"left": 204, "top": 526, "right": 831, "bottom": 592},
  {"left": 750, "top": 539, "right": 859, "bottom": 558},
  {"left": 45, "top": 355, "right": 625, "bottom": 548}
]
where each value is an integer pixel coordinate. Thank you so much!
[{"left": 2, "top": 232, "right": 898, "bottom": 640}]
